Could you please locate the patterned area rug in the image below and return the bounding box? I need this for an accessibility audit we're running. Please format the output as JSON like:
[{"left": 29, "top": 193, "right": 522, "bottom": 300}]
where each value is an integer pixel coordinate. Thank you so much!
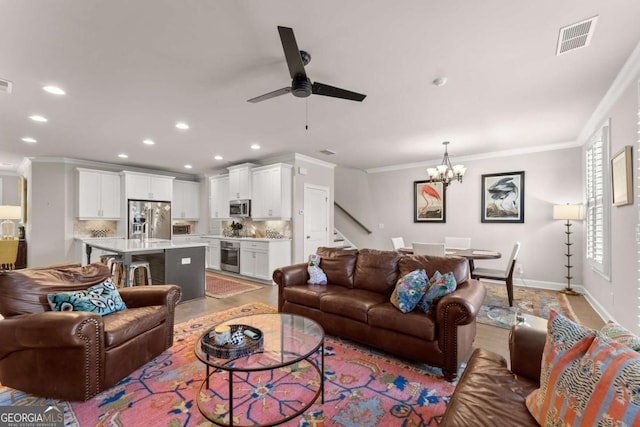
[
  {"left": 477, "top": 281, "right": 579, "bottom": 329},
  {"left": 0, "top": 303, "right": 460, "bottom": 426},
  {"left": 206, "top": 272, "right": 262, "bottom": 298}
]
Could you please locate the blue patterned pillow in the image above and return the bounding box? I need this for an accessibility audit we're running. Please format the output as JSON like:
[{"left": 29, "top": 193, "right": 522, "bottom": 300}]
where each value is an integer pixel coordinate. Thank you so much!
[
  {"left": 390, "top": 269, "right": 428, "bottom": 313},
  {"left": 416, "top": 271, "right": 457, "bottom": 313},
  {"left": 47, "top": 278, "right": 127, "bottom": 315}
]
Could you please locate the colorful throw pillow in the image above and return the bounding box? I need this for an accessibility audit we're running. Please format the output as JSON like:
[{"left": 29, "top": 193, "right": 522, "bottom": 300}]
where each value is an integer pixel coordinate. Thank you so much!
[
  {"left": 47, "top": 278, "right": 127, "bottom": 315},
  {"left": 307, "top": 254, "right": 328, "bottom": 285},
  {"left": 526, "top": 310, "right": 640, "bottom": 426},
  {"left": 390, "top": 269, "right": 428, "bottom": 313},
  {"left": 600, "top": 320, "right": 640, "bottom": 352},
  {"left": 416, "top": 271, "right": 457, "bottom": 313}
]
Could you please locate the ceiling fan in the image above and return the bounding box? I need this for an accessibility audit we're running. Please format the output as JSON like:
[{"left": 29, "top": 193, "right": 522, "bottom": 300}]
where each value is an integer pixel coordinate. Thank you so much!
[{"left": 247, "top": 26, "right": 366, "bottom": 104}]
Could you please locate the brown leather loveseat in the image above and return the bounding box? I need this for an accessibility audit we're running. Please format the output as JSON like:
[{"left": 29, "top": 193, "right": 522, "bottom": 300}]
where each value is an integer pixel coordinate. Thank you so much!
[
  {"left": 440, "top": 325, "right": 545, "bottom": 426},
  {"left": 0, "top": 263, "right": 182, "bottom": 401},
  {"left": 273, "top": 247, "right": 486, "bottom": 380}
]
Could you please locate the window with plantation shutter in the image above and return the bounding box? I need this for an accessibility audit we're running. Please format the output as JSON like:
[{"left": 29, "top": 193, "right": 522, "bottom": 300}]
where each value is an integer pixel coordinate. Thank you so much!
[{"left": 585, "top": 120, "right": 610, "bottom": 279}]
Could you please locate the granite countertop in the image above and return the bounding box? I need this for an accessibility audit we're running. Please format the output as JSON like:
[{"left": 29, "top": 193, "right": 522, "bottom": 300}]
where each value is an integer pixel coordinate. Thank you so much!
[
  {"left": 200, "top": 235, "right": 291, "bottom": 242},
  {"left": 80, "top": 237, "right": 208, "bottom": 253}
]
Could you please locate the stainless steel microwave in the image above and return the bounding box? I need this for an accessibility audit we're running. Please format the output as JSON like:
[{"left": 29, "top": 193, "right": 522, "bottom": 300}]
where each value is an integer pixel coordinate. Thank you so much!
[{"left": 229, "top": 199, "right": 251, "bottom": 218}]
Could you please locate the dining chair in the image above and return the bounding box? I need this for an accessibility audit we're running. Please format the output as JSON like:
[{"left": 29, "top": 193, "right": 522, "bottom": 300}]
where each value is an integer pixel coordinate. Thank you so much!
[
  {"left": 391, "top": 237, "right": 406, "bottom": 251},
  {"left": 0, "top": 238, "right": 19, "bottom": 270},
  {"left": 471, "top": 241, "right": 521, "bottom": 307},
  {"left": 412, "top": 242, "right": 446, "bottom": 256},
  {"left": 444, "top": 237, "right": 472, "bottom": 250}
]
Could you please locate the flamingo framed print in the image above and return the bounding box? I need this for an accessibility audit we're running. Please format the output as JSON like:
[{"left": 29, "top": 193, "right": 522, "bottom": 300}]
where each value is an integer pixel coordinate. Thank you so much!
[
  {"left": 481, "top": 171, "right": 525, "bottom": 223},
  {"left": 414, "top": 180, "right": 446, "bottom": 223}
]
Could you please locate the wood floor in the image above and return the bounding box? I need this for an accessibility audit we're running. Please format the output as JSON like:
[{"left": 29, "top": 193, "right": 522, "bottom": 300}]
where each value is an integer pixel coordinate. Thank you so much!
[{"left": 175, "top": 275, "right": 605, "bottom": 365}]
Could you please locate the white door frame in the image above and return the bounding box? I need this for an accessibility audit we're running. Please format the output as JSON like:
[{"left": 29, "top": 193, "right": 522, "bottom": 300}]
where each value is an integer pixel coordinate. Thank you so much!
[{"left": 303, "top": 183, "right": 331, "bottom": 259}]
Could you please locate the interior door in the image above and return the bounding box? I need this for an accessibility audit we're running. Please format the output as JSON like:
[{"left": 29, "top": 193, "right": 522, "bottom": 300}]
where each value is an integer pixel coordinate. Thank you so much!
[{"left": 303, "top": 184, "right": 330, "bottom": 260}]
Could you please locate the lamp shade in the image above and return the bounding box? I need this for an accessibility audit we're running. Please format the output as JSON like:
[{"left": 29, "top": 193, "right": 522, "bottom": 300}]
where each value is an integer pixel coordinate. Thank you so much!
[
  {"left": 553, "top": 204, "right": 584, "bottom": 221},
  {"left": 0, "top": 205, "right": 21, "bottom": 220}
]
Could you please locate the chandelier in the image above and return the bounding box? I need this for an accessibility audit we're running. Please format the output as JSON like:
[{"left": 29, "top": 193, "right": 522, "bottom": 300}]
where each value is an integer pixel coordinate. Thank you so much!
[{"left": 427, "top": 141, "right": 466, "bottom": 186}]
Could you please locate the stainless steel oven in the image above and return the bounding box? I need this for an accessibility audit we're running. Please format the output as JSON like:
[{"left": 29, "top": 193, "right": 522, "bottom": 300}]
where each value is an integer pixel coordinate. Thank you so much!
[{"left": 220, "top": 240, "right": 240, "bottom": 273}]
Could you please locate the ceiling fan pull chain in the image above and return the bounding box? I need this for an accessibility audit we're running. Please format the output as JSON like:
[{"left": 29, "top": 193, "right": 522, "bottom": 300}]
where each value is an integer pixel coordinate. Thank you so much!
[{"left": 305, "top": 98, "right": 309, "bottom": 130}]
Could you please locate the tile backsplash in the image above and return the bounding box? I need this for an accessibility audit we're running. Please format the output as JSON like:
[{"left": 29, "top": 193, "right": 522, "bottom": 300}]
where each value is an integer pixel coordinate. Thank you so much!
[
  {"left": 221, "top": 220, "right": 291, "bottom": 239},
  {"left": 74, "top": 220, "right": 119, "bottom": 238}
]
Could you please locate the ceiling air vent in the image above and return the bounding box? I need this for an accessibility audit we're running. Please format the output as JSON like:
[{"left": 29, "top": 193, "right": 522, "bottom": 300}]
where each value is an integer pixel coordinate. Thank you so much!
[
  {"left": 319, "top": 149, "right": 336, "bottom": 155},
  {"left": 0, "top": 79, "right": 13, "bottom": 94},
  {"left": 556, "top": 16, "right": 598, "bottom": 56}
]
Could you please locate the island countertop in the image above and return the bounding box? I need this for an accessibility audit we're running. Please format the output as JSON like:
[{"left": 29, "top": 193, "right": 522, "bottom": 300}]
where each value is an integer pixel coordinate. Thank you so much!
[{"left": 79, "top": 237, "right": 208, "bottom": 253}]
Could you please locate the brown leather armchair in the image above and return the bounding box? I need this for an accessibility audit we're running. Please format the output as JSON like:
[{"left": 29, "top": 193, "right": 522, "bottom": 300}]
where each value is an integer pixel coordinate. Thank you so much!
[{"left": 0, "top": 263, "right": 181, "bottom": 401}]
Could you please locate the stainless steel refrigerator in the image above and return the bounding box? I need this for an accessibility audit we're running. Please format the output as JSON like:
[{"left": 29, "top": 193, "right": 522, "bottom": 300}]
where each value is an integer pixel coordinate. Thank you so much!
[{"left": 128, "top": 200, "right": 171, "bottom": 240}]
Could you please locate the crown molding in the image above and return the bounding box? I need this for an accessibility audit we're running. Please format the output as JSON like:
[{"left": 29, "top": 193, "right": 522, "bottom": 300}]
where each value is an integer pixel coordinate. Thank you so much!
[
  {"left": 262, "top": 152, "right": 336, "bottom": 169},
  {"left": 27, "top": 156, "right": 197, "bottom": 180},
  {"left": 577, "top": 38, "right": 640, "bottom": 144},
  {"left": 365, "top": 140, "right": 580, "bottom": 174}
]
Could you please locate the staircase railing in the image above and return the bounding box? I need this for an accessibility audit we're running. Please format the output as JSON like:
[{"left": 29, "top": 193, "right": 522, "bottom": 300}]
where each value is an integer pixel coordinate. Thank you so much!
[{"left": 334, "top": 202, "right": 372, "bottom": 234}]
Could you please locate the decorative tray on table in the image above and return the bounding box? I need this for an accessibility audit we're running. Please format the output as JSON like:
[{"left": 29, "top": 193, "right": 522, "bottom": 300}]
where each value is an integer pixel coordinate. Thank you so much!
[{"left": 201, "top": 324, "right": 263, "bottom": 359}]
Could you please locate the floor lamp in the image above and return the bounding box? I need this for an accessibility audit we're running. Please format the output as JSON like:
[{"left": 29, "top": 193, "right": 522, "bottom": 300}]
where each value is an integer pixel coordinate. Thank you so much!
[
  {"left": 0, "top": 205, "right": 21, "bottom": 240},
  {"left": 553, "top": 203, "right": 584, "bottom": 296}
]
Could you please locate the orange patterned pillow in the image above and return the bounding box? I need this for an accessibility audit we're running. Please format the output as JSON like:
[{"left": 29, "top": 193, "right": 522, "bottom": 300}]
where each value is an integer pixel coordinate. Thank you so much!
[{"left": 526, "top": 310, "right": 640, "bottom": 425}]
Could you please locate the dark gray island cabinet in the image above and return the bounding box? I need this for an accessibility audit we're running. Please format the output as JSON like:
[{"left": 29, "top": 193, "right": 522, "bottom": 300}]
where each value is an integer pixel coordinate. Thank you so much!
[{"left": 81, "top": 238, "right": 206, "bottom": 302}]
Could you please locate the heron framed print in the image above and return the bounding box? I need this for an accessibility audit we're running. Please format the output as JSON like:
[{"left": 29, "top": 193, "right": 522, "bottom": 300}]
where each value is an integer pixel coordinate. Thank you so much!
[
  {"left": 414, "top": 180, "right": 446, "bottom": 223},
  {"left": 481, "top": 171, "right": 525, "bottom": 223}
]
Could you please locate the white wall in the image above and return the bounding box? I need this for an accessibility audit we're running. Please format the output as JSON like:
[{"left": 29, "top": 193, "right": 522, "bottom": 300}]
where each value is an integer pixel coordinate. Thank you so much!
[
  {"left": 581, "top": 73, "right": 639, "bottom": 332},
  {"left": 335, "top": 147, "right": 583, "bottom": 286},
  {"left": 0, "top": 174, "right": 20, "bottom": 205}
]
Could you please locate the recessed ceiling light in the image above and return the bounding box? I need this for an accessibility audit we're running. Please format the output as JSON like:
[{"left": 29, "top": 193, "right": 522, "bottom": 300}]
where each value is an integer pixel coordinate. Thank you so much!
[
  {"left": 21, "top": 137, "right": 37, "bottom": 143},
  {"left": 29, "top": 115, "right": 48, "bottom": 122},
  {"left": 251, "top": 144, "right": 261, "bottom": 150},
  {"left": 118, "top": 153, "right": 129, "bottom": 159},
  {"left": 143, "top": 139, "right": 155, "bottom": 145},
  {"left": 184, "top": 164, "right": 193, "bottom": 169},
  {"left": 175, "top": 122, "right": 189, "bottom": 130},
  {"left": 214, "top": 155, "right": 223, "bottom": 160},
  {"left": 42, "top": 85, "right": 66, "bottom": 95}
]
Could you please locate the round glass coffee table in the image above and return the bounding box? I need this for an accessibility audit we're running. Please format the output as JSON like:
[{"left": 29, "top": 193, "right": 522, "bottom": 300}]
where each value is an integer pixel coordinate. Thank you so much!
[{"left": 194, "top": 313, "right": 324, "bottom": 427}]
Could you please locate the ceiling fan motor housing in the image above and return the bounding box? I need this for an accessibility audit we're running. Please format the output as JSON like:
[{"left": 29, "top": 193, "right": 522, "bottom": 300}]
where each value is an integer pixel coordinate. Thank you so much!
[{"left": 292, "top": 77, "right": 312, "bottom": 97}]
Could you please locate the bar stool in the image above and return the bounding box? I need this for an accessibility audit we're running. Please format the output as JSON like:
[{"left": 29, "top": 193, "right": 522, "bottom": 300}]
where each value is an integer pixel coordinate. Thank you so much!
[
  {"left": 127, "top": 261, "right": 152, "bottom": 286},
  {"left": 99, "top": 255, "right": 124, "bottom": 286}
]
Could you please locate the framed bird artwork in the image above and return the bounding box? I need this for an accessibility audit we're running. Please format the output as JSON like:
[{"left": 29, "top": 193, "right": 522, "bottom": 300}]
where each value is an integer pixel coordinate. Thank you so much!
[
  {"left": 481, "top": 171, "right": 525, "bottom": 223},
  {"left": 414, "top": 180, "right": 446, "bottom": 223}
]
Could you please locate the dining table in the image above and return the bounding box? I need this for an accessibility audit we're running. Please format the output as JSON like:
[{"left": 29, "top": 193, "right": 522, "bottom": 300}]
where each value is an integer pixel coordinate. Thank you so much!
[{"left": 398, "top": 247, "right": 501, "bottom": 271}]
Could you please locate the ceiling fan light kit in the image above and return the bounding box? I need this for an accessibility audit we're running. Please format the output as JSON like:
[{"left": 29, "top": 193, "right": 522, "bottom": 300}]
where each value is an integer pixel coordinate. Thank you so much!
[{"left": 247, "top": 26, "right": 366, "bottom": 104}]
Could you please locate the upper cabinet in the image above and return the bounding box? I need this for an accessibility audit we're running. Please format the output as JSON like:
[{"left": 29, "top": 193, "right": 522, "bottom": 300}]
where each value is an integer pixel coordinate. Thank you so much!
[
  {"left": 209, "top": 175, "right": 230, "bottom": 219},
  {"left": 228, "top": 163, "right": 257, "bottom": 201},
  {"left": 123, "top": 171, "right": 174, "bottom": 201},
  {"left": 173, "top": 180, "right": 201, "bottom": 220},
  {"left": 77, "top": 168, "right": 122, "bottom": 219},
  {"left": 251, "top": 164, "right": 293, "bottom": 220}
]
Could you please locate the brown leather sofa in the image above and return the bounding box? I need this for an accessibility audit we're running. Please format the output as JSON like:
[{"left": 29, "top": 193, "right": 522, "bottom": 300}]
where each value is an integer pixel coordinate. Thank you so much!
[
  {"left": 0, "top": 263, "right": 182, "bottom": 401},
  {"left": 272, "top": 247, "right": 486, "bottom": 380},
  {"left": 441, "top": 325, "right": 546, "bottom": 426}
]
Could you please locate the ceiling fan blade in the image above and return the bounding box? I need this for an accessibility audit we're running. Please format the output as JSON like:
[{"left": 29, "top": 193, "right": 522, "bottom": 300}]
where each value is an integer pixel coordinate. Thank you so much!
[
  {"left": 247, "top": 87, "right": 292, "bottom": 103},
  {"left": 278, "top": 26, "right": 307, "bottom": 80},
  {"left": 312, "top": 82, "right": 366, "bottom": 102}
]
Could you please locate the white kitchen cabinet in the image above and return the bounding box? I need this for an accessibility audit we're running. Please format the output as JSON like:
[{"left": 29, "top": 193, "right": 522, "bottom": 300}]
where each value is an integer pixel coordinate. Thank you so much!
[
  {"left": 205, "top": 238, "right": 221, "bottom": 270},
  {"left": 240, "top": 240, "right": 291, "bottom": 282},
  {"left": 123, "top": 171, "right": 174, "bottom": 201},
  {"left": 77, "top": 168, "right": 121, "bottom": 219},
  {"left": 251, "top": 164, "right": 292, "bottom": 220},
  {"left": 173, "top": 180, "right": 200, "bottom": 220},
  {"left": 227, "top": 163, "right": 256, "bottom": 200},
  {"left": 209, "top": 175, "right": 230, "bottom": 219}
]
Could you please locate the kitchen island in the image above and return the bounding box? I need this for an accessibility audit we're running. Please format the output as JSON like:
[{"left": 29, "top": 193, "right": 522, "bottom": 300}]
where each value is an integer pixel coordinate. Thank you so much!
[{"left": 81, "top": 238, "right": 207, "bottom": 302}]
